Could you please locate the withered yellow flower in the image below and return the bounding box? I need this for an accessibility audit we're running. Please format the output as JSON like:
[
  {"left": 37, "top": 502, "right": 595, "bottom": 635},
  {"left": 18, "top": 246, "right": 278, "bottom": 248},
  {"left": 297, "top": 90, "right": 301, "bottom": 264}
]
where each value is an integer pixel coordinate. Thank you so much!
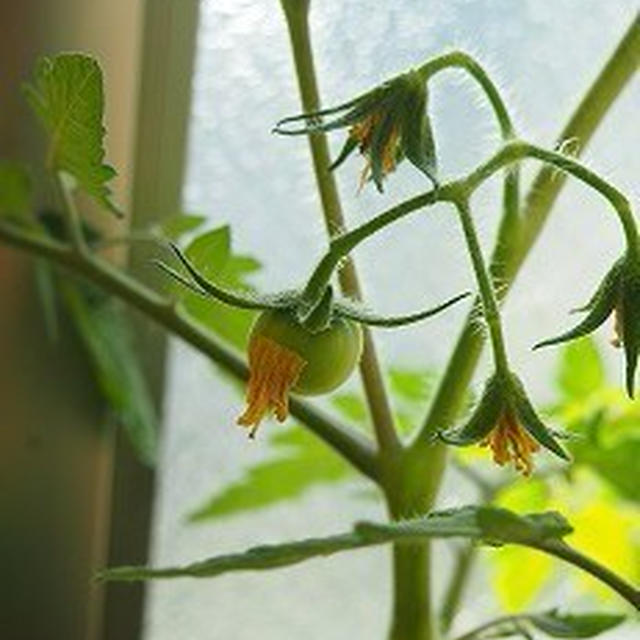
[{"left": 237, "top": 336, "right": 306, "bottom": 438}]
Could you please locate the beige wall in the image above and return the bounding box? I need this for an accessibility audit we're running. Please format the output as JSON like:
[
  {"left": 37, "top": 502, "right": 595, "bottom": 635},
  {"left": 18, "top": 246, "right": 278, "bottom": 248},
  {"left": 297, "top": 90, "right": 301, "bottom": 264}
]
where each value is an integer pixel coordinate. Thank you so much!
[{"left": 0, "top": 2, "right": 143, "bottom": 639}]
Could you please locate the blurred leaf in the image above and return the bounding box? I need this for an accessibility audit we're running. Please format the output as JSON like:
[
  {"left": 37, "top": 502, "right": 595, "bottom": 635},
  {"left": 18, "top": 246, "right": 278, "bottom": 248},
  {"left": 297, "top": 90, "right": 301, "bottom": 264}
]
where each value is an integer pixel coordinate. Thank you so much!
[
  {"left": 529, "top": 611, "right": 626, "bottom": 638},
  {"left": 98, "top": 506, "right": 572, "bottom": 581},
  {"left": 556, "top": 337, "right": 604, "bottom": 400},
  {"left": 389, "top": 367, "right": 436, "bottom": 403},
  {"left": 23, "top": 54, "right": 119, "bottom": 213},
  {"left": 174, "top": 226, "right": 260, "bottom": 349},
  {"left": 572, "top": 420, "right": 640, "bottom": 503},
  {"left": 60, "top": 282, "right": 157, "bottom": 464},
  {"left": 0, "top": 161, "right": 32, "bottom": 218},
  {"left": 156, "top": 213, "right": 206, "bottom": 241},
  {"left": 188, "top": 427, "right": 352, "bottom": 522},
  {"left": 492, "top": 546, "right": 554, "bottom": 611},
  {"left": 331, "top": 392, "right": 369, "bottom": 426}
]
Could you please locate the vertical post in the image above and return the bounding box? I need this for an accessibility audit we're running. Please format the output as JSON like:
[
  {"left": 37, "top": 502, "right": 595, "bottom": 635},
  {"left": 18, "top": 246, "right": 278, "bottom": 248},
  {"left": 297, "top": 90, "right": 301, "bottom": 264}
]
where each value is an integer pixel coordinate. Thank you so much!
[{"left": 102, "top": 2, "right": 200, "bottom": 640}]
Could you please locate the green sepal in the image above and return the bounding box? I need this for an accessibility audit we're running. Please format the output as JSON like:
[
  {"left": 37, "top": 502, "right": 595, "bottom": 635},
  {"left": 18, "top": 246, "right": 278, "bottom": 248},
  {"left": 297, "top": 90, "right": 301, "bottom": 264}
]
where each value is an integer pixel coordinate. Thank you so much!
[
  {"left": 438, "top": 374, "right": 503, "bottom": 445},
  {"left": 400, "top": 77, "right": 438, "bottom": 186},
  {"left": 533, "top": 262, "right": 620, "bottom": 350},
  {"left": 335, "top": 291, "right": 470, "bottom": 328},
  {"left": 160, "top": 242, "right": 294, "bottom": 311},
  {"left": 568, "top": 258, "right": 623, "bottom": 313},
  {"left": 619, "top": 256, "right": 640, "bottom": 397},
  {"left": 509, "top": 374, "right": 570, "bottom": 460},
  {"left": 369, "top": 108, "right": 399, "bottom": 192},
  {"left": 329, "top": 135, "right": 359, "bottom": 172}
]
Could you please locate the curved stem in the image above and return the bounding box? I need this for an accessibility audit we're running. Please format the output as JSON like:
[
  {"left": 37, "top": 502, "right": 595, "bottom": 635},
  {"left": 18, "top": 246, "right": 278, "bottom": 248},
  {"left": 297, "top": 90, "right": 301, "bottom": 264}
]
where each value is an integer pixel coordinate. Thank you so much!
[
  {"left": 455, "top": 199, "right": 511, "bottom": 375},
  {"left": 417, "top": 50, "right": 514, "bottom": 138},
  {"left": 414, "top": 13, "right": 640, "bottom": 443},
  {"left": 0, "top": 220, "right": 379, "bottom": 480},
  {"left": 465, "top": 141, "right": 639, "bottom": 255},
  {"left": 280, "top": 0, "right": 399, "bottom": 453}
]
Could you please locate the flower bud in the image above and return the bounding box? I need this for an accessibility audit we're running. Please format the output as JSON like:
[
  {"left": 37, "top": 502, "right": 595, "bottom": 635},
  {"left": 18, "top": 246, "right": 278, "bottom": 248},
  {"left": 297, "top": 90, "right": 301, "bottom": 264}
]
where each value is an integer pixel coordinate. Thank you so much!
[
  {"left": 439, "top": 372, "right": 569, "bottom": 475},
  {"left": 274, "top": 70, "right": 437, "bottom": 192},
  {"left": 534, "top": 253, "right": 640, "bottom": 397}
]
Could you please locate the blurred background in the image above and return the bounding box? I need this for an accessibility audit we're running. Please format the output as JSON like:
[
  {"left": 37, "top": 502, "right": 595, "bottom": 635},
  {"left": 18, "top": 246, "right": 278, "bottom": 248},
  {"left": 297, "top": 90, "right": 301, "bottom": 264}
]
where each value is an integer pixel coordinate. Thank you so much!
[{"left": 1, "top": 1, "right": 638, "bottom": 639}]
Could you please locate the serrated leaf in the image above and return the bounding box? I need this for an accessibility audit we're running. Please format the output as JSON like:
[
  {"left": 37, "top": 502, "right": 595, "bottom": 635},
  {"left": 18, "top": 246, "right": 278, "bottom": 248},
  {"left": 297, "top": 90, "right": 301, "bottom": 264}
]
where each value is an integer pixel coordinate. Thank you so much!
[
  {"left": 556, "top": 338, "right": 604, "bottom": 401},
  {"left": 23, "top": 54, "right": 119, "bottom": 213},
  {"left": 529, "top": 611, "right": 626, "bottom": 638},
  {"left": 98, "top": 506, "right": 572, "bottom": 581},
  {"left": 176, "top": 225, "right": 261, "bottom": 349},
  {"left": 188, "top": 427, "right": 352, "bottom": 522},
  {"left": 60, "top": 282, "right": 156, "bottom": 464},
  {"left": 0, "top": 161, "right": 32, "bottom": 218}
]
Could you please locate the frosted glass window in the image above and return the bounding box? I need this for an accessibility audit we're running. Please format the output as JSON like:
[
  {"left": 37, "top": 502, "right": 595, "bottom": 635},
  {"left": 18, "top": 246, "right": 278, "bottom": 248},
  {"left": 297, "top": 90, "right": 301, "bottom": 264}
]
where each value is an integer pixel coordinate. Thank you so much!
[{"left": 145, "top": 2, "right": 639, "bottom": 639}]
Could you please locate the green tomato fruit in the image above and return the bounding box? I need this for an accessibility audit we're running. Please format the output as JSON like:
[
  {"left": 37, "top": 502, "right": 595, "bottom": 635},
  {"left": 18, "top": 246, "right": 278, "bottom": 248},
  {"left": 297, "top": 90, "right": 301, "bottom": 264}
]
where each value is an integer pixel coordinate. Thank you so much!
[{"left": 249, "top": 309, "right": 363, "bottom": 395}]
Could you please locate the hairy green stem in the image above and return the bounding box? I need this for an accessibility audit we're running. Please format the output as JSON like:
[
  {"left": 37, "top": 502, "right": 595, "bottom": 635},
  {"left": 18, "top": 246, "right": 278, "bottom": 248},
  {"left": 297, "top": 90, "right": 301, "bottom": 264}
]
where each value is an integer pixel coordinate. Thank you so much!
[
  {"left": 0, "top": 221, "right": 379, "bottom": 479},
  {"left": 415, "top": 15, "right": 640, "bottom": 444},
  {"left": 455, "top": 199, "right": 511, "bottom": 375},
  {"left": 465, "top": 141, "right": 639, "bottom": 254},
  {"left": 280, "top": 0, "right": 399, "bottom": 453}
]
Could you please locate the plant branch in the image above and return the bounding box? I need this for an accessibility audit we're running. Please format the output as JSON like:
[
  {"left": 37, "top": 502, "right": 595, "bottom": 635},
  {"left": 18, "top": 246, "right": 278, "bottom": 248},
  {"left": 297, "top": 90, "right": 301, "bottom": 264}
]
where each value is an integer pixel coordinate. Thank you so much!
[
  {"left": 279, "top": 0, "right": 400, "bottom": 453},
  {"left": 464, "top": 141, "right": 639, "bottom": 254},
  {"left": 0, "top": 220, "right": 379, "bottom": 480},
  {"left": 532, "top": 538, "right": 640, "bottom": 610},
  {"left": 455, "top": 199, "right": 511, "bottom": 375},
  {"left": 415, "top": 15, "right": 640, "bottom": 443}
]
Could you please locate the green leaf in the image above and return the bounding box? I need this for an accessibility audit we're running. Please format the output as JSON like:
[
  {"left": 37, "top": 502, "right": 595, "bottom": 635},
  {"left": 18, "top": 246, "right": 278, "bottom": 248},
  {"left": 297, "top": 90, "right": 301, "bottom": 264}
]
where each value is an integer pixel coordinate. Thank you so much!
[
  {"left": 176, "top": 226, "right": 261, "bottom": 349},
  {"left": 23, "top": 54, "right": 119, "bottom": 214},
  {"left": 556, "top": 337, "right": 604, "bottom": 400},
  {"left": 331, "top": 393, "right": 369, "bottom": 426},
  {"left": 60, "top": 282, "right": 157, "bottom": 464},
  {"left": 572, "top": 429, "right": 640, "bottom": 503},
  {"left": 529, "top": 611, "right": 626, "bottom": 638},
  {"left": 188, "top": 427, "right": 352, "bottom": 522},
  {"left": 0, "top": 161, "right": 32, "bottom": 218},
  {"left": 156, "top": 213, "right": 206, "bottom": 241},
  {"left": 98, "top": 506, "right": 572, "bottom": 581}
]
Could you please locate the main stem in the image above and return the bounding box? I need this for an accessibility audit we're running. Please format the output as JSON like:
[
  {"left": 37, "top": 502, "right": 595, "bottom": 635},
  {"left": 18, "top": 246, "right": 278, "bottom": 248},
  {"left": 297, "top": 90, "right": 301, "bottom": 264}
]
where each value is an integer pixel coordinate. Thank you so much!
[{"left": 279, "top": 0, "right": 399, "bottom": 453}]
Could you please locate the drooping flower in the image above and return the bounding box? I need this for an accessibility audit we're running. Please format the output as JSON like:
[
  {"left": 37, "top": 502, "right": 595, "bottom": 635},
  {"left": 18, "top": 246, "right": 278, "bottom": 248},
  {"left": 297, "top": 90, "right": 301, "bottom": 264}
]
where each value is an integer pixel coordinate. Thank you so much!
[
  {"left": 274, "top": 69, "right": 437, "bottom": 192},
  {"left": 439, "top": 372, "right": 569, "bottom": 475},
  {"left": 534, "top": 253, "right": 640, "bottom": 397}
]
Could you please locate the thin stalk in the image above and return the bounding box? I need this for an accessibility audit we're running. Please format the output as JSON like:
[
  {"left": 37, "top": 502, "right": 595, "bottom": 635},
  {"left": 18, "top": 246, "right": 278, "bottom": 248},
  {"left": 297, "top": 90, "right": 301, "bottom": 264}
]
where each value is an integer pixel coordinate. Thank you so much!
[
  {"left": 533, "top": 539, "right": 640, "bottom": 609},
  {"left": 279, "top": 0, "right": 399, "bottom": 453},
  {"left": 439, "top": 544, "right": 477, "bottom": 635},
  {"left": 456, "top": 199, "right": 511, "bottom": 375},
  {"left": 0, "top": 221, "right": 379, "bottom": 480},
  {"left": 415, "top": 15, "right": 640, "bottom": 443}
]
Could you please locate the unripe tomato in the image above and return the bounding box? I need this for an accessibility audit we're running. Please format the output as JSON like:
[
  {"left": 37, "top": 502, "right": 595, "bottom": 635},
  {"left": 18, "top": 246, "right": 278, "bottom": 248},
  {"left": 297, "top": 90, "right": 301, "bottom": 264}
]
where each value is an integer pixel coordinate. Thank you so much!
[{"left": 249, "top": 309, "right": 363, "bottom": 395}]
